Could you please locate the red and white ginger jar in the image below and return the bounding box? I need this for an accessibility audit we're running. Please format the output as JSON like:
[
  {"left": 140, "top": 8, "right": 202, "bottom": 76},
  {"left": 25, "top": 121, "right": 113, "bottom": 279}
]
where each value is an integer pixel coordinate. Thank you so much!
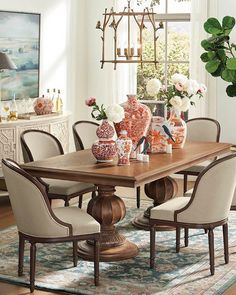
[
  {"left": 92, "top": 120, "right": 117, "bottom": 162},
  {"left": 114, "top": 95, "right": 152, "bottom": 158},
  {"left": 167, "top": 109, "right": 187, "bottom": 149},
  {"left": 116, "top": 130, "right": 132, "bottom": 166},
  {"left": 34, "top": 97, "right": 53, "bottom": 115}
]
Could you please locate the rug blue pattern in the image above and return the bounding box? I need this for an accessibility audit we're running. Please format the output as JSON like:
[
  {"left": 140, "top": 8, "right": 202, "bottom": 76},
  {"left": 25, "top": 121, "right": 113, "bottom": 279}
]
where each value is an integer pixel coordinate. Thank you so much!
[{"left": 1, "top": 203, "right": 236, "bottom": 295}]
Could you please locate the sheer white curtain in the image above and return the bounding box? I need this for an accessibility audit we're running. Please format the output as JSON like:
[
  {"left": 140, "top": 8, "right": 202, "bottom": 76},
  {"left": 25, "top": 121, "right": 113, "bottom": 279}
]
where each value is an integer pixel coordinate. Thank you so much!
[
  {"left": 189, "top": 0, "right": 210, "bottom": 118},
  {"left": 112, "top": 0, "right": 138, "bottom": 104}
]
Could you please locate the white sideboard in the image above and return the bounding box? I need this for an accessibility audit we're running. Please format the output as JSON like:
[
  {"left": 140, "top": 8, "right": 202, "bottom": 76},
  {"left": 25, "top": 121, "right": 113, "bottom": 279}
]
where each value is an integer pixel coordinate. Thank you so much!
[{"left": 0, "top": 112, "right": 70, "bottom": 167}]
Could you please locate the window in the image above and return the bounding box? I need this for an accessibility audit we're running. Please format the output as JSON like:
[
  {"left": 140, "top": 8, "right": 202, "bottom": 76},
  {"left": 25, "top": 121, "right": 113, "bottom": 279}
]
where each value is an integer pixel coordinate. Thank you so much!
[{"left": 137, "top": 0, "right": 191, "bottom": 100}]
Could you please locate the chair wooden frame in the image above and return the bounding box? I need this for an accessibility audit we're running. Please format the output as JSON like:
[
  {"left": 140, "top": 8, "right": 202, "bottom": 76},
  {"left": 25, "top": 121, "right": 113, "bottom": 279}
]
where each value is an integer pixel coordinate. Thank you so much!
[
  {"left": 72, "top": 120, "right": 99, "bottom": 151},
  {"left": 20, "top": 129, "right": 96, "bottom": 207},
  {"left": 2, "top": 159, "right": 100, "bottom": 292},
  {"left": 176, "top": 117, "right": 221, "bottom": 193},
  {"left": 150, "top": 154, "right": 236, "bottom": 275}
]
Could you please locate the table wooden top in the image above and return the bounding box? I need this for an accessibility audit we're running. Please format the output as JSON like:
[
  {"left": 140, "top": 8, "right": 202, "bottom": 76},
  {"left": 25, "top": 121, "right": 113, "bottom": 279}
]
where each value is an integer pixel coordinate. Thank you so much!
[{"left": 21, "top": 142, "right": 231, "bottom": 188}]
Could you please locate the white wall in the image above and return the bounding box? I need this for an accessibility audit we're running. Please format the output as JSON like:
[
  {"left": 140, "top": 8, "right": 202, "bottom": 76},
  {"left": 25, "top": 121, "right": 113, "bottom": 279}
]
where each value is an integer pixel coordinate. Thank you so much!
[{"left": 0, "top": 0, "right": 90, "bottom": 150}]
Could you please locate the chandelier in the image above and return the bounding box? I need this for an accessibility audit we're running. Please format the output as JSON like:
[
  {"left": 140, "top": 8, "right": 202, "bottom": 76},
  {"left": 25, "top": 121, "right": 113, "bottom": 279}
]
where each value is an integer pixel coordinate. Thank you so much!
[{"left": 96, "top": 0, "right": 163, "bottom": 70}]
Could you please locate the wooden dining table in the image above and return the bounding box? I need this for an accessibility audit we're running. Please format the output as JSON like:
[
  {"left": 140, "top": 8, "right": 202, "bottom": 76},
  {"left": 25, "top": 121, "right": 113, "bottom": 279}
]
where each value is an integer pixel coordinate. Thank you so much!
[{"left": 21, "top": 141, "right": 231, "bottom": 262}]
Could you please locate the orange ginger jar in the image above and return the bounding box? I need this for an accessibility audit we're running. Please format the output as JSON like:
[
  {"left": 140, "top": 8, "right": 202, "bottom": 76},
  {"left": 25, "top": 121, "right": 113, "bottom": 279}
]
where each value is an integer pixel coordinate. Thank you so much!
[
  {"left": 114, "top": 95, "right": 152, "bottom": 158},
  {"left": 167, "top": 109, "right": 187, "bottom": 149}
]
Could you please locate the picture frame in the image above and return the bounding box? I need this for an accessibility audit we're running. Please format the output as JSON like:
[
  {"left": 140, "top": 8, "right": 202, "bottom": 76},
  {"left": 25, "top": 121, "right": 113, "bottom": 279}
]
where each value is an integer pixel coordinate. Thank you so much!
[{"left": 0, "top": 10, "right": 40, "bottom": 101}]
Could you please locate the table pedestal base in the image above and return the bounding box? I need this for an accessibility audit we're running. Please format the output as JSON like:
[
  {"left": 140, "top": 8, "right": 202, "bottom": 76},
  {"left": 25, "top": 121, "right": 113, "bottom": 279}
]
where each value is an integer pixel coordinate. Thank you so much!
[
  {"left": 133, "top": 177, "right": 178, "bottom": 231},
  {"left": 78, "top": 240, "right": 139, "bottom": 262},
  {"left": 77, "top": 185, "right": 139, "bottom": 262}
]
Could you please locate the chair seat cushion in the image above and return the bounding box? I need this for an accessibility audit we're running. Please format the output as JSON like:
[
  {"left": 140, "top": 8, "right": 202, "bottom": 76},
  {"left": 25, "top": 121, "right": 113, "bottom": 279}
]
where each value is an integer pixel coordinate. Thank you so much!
[
  {"left": 53, "top": 207, "right": 100, "bottom": 235},
  {"left": 44, "top": 178, "right": 95, "bottom": 196},
  {"left": 150, "top": 197, "right": 190, "bottom": 222}
]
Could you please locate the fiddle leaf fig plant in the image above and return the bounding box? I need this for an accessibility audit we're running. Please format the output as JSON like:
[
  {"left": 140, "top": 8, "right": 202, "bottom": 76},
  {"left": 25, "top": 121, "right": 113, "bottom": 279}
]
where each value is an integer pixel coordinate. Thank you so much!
[{"left": 201, "top": 16, "right": 236, "bottom": 97}]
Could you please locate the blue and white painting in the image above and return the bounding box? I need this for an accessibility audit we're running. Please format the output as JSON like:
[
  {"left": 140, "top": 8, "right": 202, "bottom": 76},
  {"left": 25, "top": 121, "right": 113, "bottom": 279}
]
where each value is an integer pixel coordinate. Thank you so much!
[{"left": 0, "top": 11, "right": 40, "bottom": 101}]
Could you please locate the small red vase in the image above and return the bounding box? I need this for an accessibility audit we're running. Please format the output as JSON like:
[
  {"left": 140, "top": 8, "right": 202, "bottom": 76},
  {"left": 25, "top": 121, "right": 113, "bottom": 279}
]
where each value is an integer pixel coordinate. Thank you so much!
[
  {"left": 116, "top": 130, "right": 132, "bottom": 165},
  {"left": 168, "top": 109, "right": 187, "bottom": 149},
  {"left": 114, "top": 95, "right": 152, "bottom": 158},
  {"left": 92, "top": 120, "right": 117, "bottom": 162}
]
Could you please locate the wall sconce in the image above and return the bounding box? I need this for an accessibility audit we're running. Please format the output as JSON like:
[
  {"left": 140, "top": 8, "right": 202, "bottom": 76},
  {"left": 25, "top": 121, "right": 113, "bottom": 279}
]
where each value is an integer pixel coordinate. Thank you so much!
[{"left": 96, "top": 0, "right": 163, "bottom": 70}]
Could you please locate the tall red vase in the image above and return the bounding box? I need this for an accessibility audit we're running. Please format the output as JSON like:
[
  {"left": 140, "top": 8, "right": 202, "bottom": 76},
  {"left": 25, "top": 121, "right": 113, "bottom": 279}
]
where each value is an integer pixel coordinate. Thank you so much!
[
  {"left": 92, "top": 120, "right": 117, "bottom": 162},
  {"left": 114, "top": 95, "right": 152, "bottom": 158}
]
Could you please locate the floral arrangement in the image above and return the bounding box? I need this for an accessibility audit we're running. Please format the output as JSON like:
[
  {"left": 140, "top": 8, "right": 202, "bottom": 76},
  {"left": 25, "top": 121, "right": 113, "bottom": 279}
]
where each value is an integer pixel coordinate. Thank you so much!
[
  {"left": 85, "top": 97, "right": 125, "bottom": 123},
  {"left": 146, "top": 74, "right": 207, "bottom": 112}
]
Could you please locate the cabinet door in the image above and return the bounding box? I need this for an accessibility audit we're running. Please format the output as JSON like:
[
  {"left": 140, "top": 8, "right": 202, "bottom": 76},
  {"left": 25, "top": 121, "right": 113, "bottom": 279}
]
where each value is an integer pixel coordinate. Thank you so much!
[
  {"left": 0, "top": 128, "right": 16, "bottom": 164},
  {"left": 50, "top": 119, "right": 69, "bottom": 153}
]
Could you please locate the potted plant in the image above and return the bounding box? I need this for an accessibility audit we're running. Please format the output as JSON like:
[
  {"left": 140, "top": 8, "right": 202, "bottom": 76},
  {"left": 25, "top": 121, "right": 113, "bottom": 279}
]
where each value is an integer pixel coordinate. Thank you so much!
[{"left": 201, "top": 16, "right": 236, "bottom": 97}]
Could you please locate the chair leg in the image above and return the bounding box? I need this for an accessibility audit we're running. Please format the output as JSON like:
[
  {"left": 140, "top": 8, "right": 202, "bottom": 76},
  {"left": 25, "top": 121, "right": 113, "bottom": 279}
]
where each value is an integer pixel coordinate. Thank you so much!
[
  {"left": 49, "top": 198, "right": 52, "bottom": 206},
  {"left": 18, "top": 234, "right": 25, "bottom": 276},
  {"left": 64, "top": 199, "right": 70, "bottom": 207},
  {"left": 223, "top": 223, "right": 229, "bottom": 264},
  {"left": 183, "top": 174, "right": 188, "bottom": 194},
  {"left": 73, "top": 241, "right": 78, "bottom": 267},
  {"left": 30, "top": 243, "right": 36, "bottom": 293},
  {"left": 176, "top": 227, "right": 181, "bottom": 253},
  {"left": 208, "top": 228, "right": 215, "bottom": 275},
  {"left": 94, "top": 239, "right": 100, "bottom": 286},
  {"left": 136, "top": 186, "right": 141, "bottom": 209},
  {"left": 150, "top": 226, "right": 156, "bottom": 269},
  {"left": 78, "top": 195, "right": 83, "bottom": 208},
  {"left": 184, "top": 228, "right": 189, "bottom": 247}
]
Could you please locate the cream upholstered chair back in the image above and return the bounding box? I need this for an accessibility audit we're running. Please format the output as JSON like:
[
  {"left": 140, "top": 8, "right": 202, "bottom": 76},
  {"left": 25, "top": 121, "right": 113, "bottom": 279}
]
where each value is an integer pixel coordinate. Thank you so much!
[
  {"left": 21, "top": 130, "right": 64, "bottom": 163},
  {"left": 72, "top": 120, "right": 99, "bottom": 151},
  {"left": 186, "top": 118, "right": 220, "bottom": 142},
  {"left": 2, "top": 159, "right": 70, "bottom": 238},
  {"left": 177, "top": 154, "right": 236, "bottom": 224},
  {"left": 231, "top": 187, "right": 236, "bottom": 208}
]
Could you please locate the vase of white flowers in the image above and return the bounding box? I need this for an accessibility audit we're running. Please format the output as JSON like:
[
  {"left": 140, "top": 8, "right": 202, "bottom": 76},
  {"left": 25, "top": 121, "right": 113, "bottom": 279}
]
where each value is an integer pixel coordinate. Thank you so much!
[
  {"left": 146, "top": 73, "right": 207, "bottom": 148},
  {"left": 86, "top": 97, "right": 125, "bottom": 162}
]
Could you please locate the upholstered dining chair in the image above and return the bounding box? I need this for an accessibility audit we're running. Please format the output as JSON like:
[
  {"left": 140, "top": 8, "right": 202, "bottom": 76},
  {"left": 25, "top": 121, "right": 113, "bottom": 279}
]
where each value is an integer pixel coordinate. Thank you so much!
[
  {"left": 2, "top": 158, "right": 100, "bottom": 292},
  {"left": 72, "top": 120, "right": 142, "bottom": 208},
  {"left": 20, "top": 129, "right": 96, "bottom": 208},
  {"left": 150, "top": 153, "right": 236, "bottom": 275},
  {"left": 72, "top": 120, "right": 99, "bottom": 151},
  {"left": 176, "top": 117, "right": 221, "bottom": 193}
]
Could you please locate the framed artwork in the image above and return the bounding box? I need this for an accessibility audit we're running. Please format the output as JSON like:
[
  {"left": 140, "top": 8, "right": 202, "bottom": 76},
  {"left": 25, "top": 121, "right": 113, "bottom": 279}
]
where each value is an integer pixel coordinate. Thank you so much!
[{"left": 0, "top": 11, "right": 40, "bottom": 101}]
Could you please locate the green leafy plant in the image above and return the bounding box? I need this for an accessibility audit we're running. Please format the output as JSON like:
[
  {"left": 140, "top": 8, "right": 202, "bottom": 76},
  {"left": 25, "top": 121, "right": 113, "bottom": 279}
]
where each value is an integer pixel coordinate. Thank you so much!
[{"left": 201, "top": 16, "right": 236, "bottom": 97}]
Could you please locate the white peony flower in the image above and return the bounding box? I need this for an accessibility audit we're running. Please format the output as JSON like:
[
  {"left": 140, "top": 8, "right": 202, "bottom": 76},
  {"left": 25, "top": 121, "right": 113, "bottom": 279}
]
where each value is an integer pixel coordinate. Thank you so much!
[
  {"left": 146, "top": 78, "right": 162, "bottom": 97},
  {"left": 171, "top": 73, "right": 188, "bottom": 87},
  {"left": 169, "top": 96, "right": 183, "bottom": 111},
  {"left": 106, "top": 104, "right": 125, "bottom": 123},
  {"left": 180, "top": 96, "right": 190, "bottom": 112},
  {"left": 185, "top": 79, "right": 199, "bottom": 96}
]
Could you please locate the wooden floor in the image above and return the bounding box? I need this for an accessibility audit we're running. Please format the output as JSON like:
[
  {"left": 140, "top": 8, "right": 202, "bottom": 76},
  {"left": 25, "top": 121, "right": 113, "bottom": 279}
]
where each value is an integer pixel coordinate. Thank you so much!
[{"left": 0, "top": 182, "right": 236, "bottom": 295}]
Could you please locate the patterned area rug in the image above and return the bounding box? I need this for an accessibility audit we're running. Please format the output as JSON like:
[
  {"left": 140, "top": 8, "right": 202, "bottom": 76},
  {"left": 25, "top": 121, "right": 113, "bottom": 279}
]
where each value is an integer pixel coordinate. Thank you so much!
[{"left": 1, "top": 198, "right": 236, "bottom": 295}]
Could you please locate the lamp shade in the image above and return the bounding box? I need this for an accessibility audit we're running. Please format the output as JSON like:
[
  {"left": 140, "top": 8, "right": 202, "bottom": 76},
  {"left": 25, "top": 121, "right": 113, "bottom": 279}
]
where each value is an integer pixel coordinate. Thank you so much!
[{"left": 0, "top": 52, "right": 17, "bottom": 70}]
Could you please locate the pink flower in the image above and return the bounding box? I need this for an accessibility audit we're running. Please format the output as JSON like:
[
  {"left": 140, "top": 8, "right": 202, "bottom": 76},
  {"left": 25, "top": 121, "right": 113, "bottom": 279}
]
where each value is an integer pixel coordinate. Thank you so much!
[
  {"left": 85, "top": 97, "right": 96, "bottom": 106},
  {"left": 175, "top": 82, "right": 184, "bottom": 92},
  {"left": 197, "top": 84, "right": 207, "bottom": 94}
]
